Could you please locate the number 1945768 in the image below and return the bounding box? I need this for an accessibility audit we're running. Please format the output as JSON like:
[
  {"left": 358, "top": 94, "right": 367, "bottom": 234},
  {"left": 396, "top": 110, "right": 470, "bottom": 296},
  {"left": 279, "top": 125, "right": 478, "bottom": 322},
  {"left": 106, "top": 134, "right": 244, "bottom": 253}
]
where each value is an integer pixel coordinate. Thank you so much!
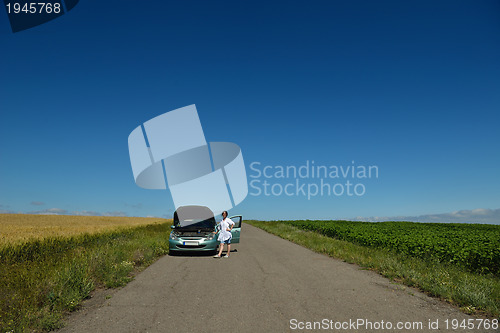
[{"left": 6, "top": 2, "right": 61, "bottom": 14}]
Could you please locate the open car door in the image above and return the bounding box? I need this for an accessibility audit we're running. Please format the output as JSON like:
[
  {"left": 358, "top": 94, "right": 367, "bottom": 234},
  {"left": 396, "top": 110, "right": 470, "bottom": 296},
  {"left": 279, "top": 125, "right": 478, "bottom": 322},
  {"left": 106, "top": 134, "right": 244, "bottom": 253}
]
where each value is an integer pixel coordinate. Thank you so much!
[{"left": 229, "top": 215, "right": 242, "bottom": 244}]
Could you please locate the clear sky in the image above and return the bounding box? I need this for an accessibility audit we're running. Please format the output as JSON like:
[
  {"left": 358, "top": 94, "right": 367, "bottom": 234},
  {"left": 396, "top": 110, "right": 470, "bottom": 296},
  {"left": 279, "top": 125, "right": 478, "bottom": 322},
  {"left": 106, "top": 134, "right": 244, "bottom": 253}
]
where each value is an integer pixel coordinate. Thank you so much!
[{"left": 1, "top": 1, "right": 499, "bottom": 223}]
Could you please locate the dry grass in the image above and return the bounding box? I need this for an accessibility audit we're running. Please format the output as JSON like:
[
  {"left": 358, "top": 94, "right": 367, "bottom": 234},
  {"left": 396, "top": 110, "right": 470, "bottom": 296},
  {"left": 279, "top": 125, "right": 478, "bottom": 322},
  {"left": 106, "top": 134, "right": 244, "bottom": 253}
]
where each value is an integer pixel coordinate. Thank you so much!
[{"left": 0, "top": 214, "right": 170, "bottom": 246}]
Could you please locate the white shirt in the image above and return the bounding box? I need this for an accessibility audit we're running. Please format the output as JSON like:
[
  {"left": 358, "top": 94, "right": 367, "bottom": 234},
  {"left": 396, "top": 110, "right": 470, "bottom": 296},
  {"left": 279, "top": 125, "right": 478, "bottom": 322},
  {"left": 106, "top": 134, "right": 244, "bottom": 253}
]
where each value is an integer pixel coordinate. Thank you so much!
[{"left": 217, "top": 217, "right": 234, "bottom": 242}]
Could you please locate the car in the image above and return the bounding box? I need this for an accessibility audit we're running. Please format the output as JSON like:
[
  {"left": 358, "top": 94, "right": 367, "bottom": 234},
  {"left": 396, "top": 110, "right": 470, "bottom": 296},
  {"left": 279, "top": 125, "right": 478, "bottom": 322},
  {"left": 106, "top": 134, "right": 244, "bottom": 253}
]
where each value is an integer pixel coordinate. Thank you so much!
[{"left": 168, "top": 205, "right": 242, "bottom": 254}]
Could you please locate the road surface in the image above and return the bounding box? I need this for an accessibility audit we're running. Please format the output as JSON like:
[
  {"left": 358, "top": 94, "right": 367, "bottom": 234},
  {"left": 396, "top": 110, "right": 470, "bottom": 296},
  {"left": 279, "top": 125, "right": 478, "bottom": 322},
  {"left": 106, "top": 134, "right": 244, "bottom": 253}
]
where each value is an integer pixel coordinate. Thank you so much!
[{"left": 59, "top": 223, "right": 491, "bottom": 332}]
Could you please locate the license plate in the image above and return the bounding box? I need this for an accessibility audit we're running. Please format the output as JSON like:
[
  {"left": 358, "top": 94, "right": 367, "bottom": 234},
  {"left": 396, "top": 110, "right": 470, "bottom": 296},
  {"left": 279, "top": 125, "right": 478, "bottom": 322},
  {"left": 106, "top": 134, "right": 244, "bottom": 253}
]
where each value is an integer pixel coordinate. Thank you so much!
[{"left": 183, "top": 241, "right": 198, "bottom": 246}]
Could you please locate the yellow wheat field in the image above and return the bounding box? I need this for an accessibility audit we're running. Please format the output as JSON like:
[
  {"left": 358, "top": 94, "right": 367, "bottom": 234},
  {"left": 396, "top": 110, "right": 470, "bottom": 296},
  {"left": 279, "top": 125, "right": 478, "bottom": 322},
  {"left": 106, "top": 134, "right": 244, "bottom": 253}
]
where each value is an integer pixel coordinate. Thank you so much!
[{"left": 0, "top": 214, "right": 171, "bottom": 246}]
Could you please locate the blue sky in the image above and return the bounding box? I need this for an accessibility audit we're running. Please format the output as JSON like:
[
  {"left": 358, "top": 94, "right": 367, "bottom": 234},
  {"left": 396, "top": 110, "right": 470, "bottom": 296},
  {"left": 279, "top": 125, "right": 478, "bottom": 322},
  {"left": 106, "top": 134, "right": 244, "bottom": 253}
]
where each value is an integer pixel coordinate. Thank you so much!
[{"left": 1, "top": 1, "right": 499, "bottom": 222}]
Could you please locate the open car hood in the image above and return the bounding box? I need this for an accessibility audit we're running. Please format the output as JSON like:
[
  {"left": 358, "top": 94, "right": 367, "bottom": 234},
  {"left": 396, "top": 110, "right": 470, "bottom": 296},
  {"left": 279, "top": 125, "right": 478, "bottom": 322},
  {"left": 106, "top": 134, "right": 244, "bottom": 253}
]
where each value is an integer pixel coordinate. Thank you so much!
[{"left": 173, "top": 205, "right": 216, "bottom": 229}]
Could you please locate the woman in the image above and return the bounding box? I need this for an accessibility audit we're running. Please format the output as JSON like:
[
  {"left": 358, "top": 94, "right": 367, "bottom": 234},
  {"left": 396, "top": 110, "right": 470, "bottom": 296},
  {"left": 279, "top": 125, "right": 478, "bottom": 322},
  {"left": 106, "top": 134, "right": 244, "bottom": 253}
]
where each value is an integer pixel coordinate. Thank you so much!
[{"left": 213, "top": 211, "right": 234, "bottom": 258}]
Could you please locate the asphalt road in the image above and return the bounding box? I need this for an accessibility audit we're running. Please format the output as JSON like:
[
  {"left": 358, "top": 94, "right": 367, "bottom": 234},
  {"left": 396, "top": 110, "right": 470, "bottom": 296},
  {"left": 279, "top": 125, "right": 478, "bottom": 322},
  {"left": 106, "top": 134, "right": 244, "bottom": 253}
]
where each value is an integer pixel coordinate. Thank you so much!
[{"left": 59, "top": 223, "right": 490, "bottom": 333}]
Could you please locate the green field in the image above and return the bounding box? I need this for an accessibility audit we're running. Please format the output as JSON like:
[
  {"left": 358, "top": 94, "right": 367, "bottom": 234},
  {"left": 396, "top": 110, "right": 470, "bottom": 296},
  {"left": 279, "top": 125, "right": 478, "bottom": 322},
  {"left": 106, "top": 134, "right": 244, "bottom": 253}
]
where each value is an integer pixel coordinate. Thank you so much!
[{"left": 286, "top": 220, "right": 500, "bottom": 275}]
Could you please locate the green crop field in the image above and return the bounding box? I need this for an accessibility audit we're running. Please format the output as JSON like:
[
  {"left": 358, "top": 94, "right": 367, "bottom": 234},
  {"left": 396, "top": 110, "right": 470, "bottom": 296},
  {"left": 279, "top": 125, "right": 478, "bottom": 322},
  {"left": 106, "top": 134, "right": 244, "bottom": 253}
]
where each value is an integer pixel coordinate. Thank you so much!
[{"left": 285, "top": 220, "right": 500, "bottom": 275}]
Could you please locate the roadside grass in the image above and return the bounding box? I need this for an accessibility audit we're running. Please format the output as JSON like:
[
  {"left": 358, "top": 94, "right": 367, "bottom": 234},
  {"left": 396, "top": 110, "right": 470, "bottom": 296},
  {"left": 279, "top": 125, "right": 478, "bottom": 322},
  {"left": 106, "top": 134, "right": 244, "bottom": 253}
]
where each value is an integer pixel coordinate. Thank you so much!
[
  {"left": 247, "top": 220, "right": 500, "bottom": 319},
  {"left": 0, "top": 219, "right": 171, "bottom": 332}
]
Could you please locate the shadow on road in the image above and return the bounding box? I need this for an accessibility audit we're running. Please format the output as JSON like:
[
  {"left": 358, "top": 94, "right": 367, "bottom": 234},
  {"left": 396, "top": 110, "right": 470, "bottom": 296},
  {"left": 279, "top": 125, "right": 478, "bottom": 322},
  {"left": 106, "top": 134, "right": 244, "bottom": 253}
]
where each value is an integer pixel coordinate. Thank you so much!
[{"left": 169, "top": 248, "right": 238, "bottom": 257}]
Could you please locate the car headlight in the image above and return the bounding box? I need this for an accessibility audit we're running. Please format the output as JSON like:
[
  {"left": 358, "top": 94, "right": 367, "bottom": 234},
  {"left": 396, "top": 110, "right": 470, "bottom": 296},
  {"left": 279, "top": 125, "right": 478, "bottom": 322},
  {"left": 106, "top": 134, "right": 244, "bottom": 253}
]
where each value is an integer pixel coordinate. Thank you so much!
[
  {"left": 169, "top": 232, "right": 179, "bottom": 240},
  {"left": 205, "top": 233, "right": 215, "bottom": 240}
]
